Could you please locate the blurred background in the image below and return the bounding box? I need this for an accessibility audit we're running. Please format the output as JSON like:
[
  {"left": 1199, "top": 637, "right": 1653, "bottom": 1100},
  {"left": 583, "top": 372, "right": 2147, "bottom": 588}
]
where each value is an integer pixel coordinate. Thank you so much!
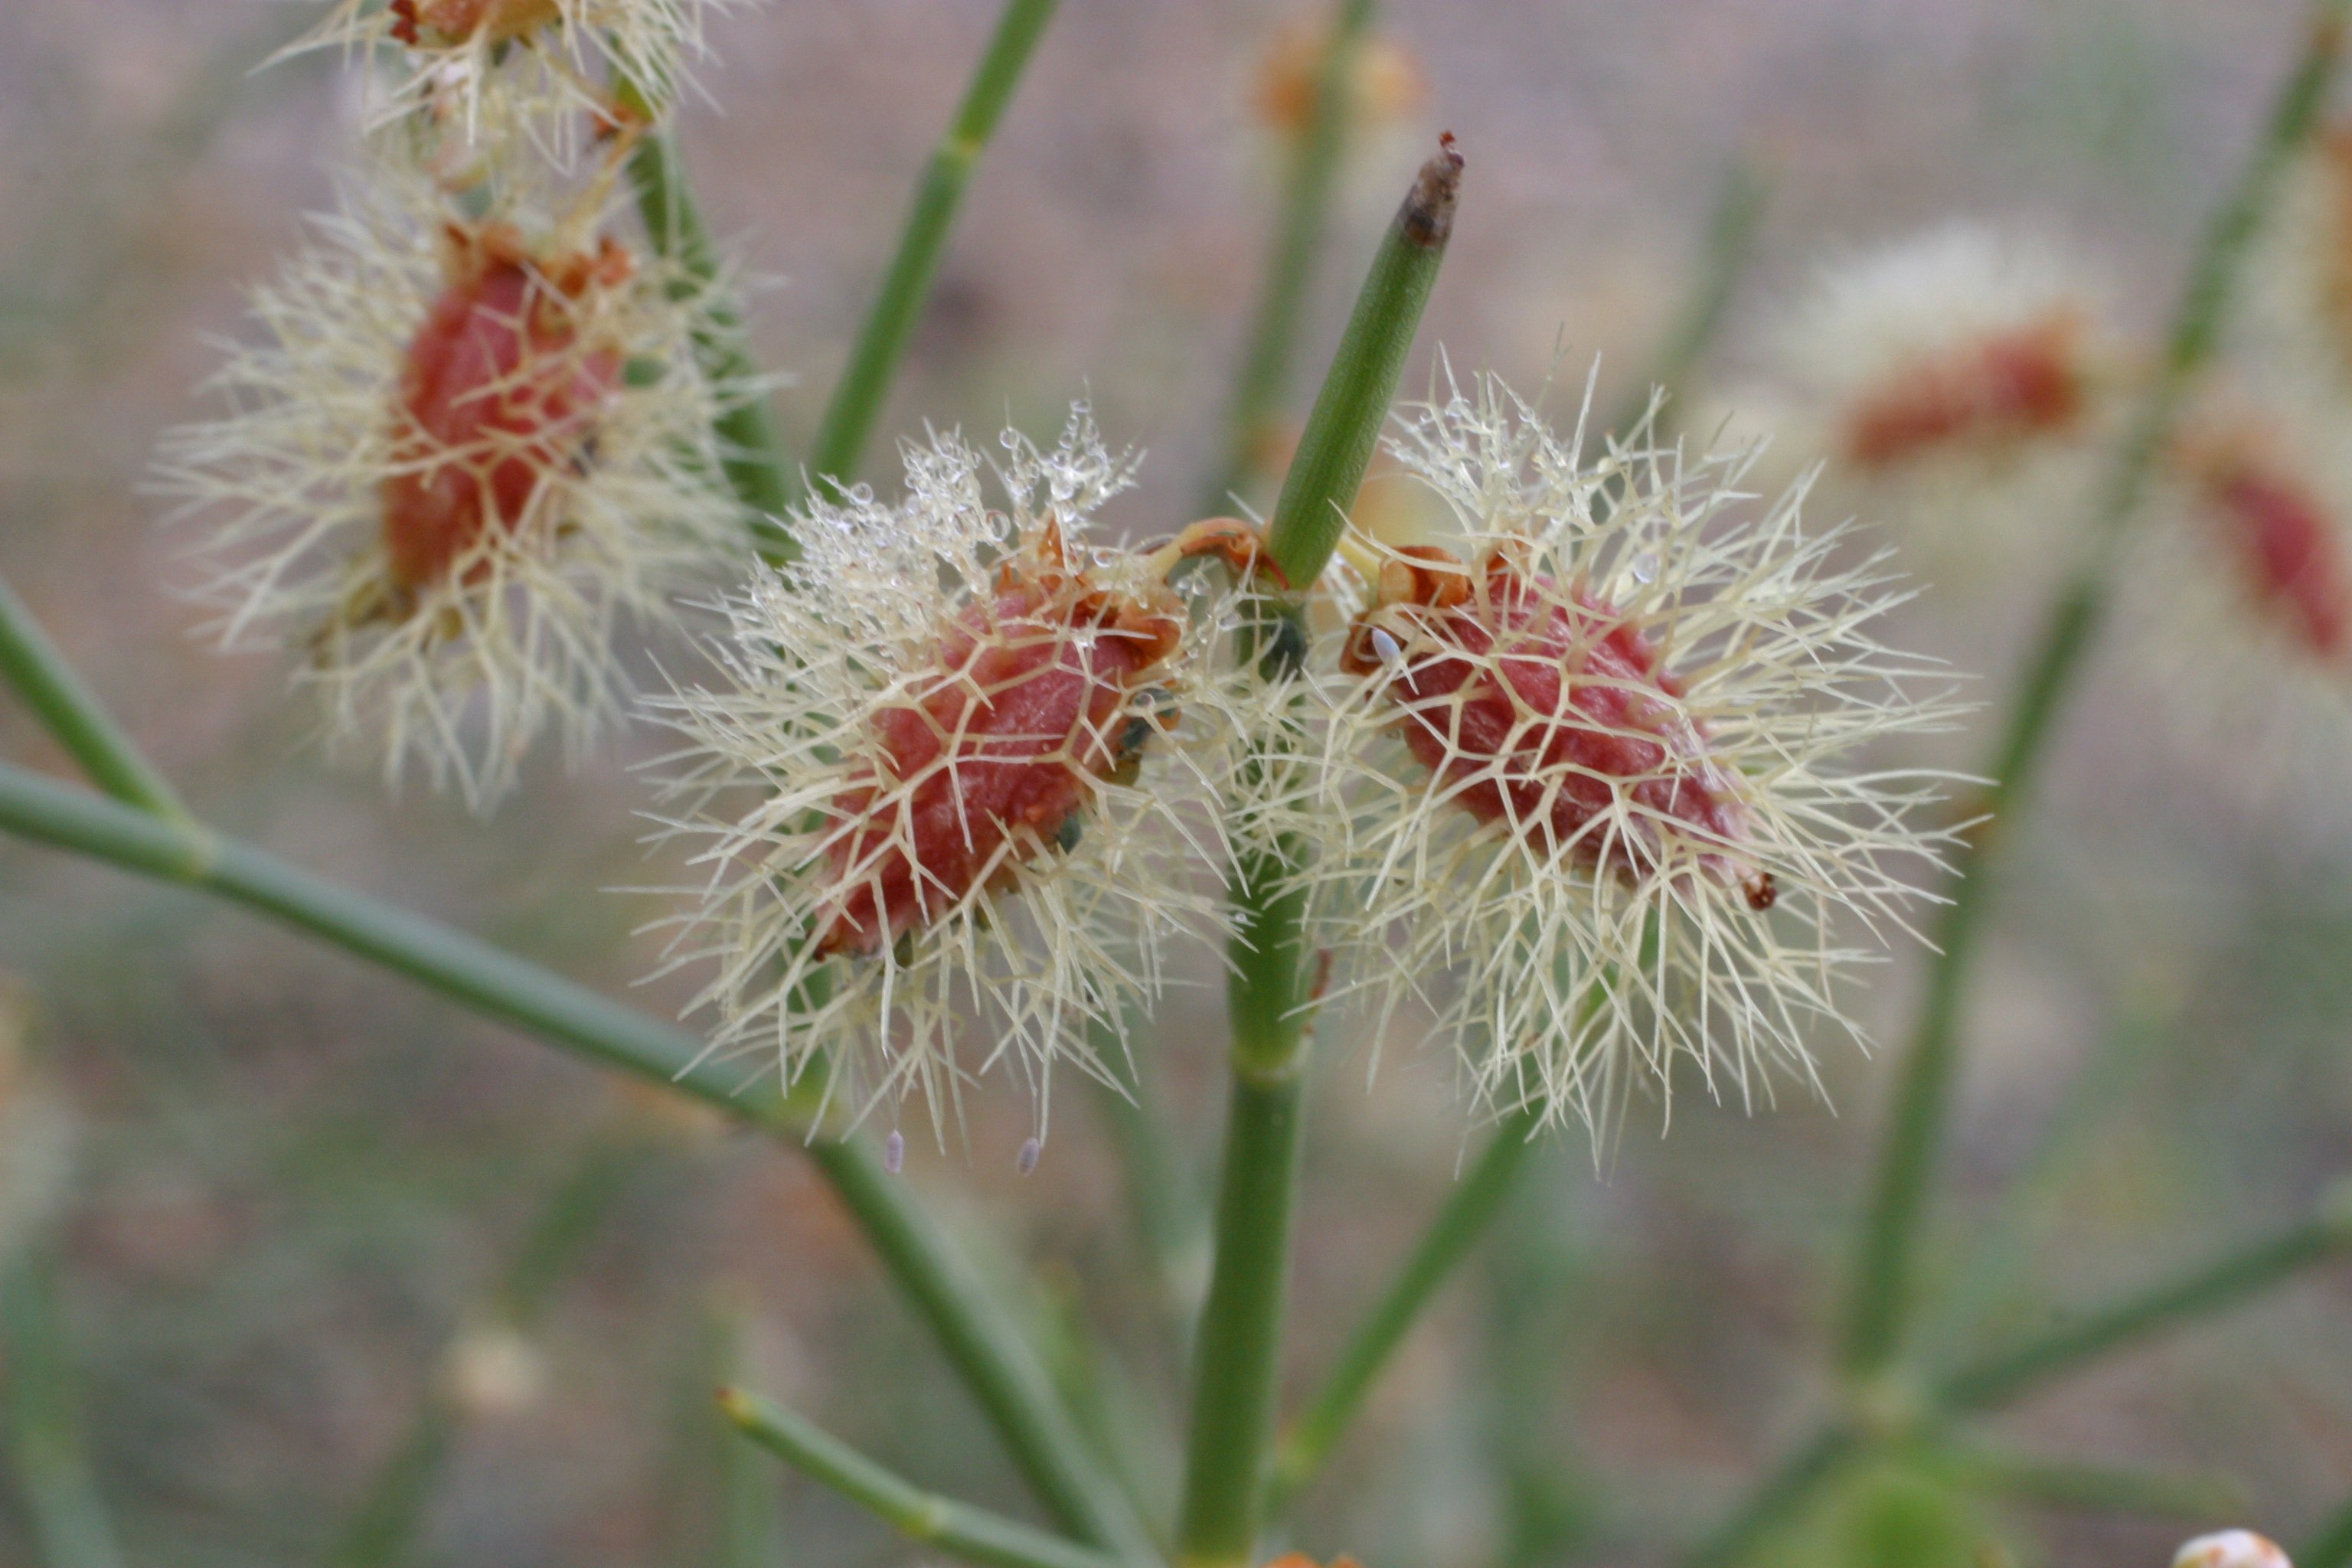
[{"left": 2, "top": 1, "right": 2350, "bottom": 1564}]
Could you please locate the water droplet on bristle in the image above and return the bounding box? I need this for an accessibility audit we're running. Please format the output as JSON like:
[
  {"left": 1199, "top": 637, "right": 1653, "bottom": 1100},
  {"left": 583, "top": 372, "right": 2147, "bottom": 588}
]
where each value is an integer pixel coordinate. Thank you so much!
[
  {"left": 1015, "top": 1137, "right": 1041, "bottom": 1176},
  {"left": 1368, "top": 626, "right": 1403, "bottom": 665},
  {"left": 884, "top": 1130, "right": 905, "bottom": 1174}
]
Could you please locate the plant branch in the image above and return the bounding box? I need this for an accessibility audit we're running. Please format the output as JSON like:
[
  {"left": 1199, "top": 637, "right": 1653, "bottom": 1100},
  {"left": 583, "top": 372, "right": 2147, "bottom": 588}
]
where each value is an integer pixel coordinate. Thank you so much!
[
  {"left": 1266, "top": 1102, "right": 1541, "bottom": 1511},
  {"left": 802, "top": 0, "right": 1060, "bottom": 502},
  {"left": 1175, "top": 137, "right": 1460, "bottom": 1568},
  {"left": 0, "top": 760, "right": 1146, "bottom": 1558},
  {"left": 1838, "top": 0, "right": 2351, "bottom": 1381},
  {"left": 622, "top": 122, "right": 796, "bottom": 557},
  {"left": 0, "top": 578, "right": 183, "bottom": 820},
  {"left": 1935, "top": 1202, "right": 2351, "bottom": 1413},
  {"left": 721, "top": 1388, "right": 1122, "bottom": 1568},
  {"left": 1602, "top": 159, "right": 1768, "bottom": 443},
  {"left": 1260, "top": 135, "right": 1461, "bottom": 592},
  {"left": 1198, "top": 0, "right": 1378, "bottom": 517}
]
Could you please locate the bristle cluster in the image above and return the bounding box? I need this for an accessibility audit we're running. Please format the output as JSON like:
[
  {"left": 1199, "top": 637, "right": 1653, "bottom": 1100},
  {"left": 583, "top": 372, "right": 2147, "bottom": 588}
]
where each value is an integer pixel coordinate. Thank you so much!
[
  {"left": 651, "top": 410, "right": 1242, "bottom": 1134},
  {"left": 158, "top": 163, "right": 745, "bottom": 811},
  {"left": 286, "top": 0, "right": 733, "bottom": 160},
  {"left": 1288, "top": 375, "right": 1962, "bottom": 1142}
]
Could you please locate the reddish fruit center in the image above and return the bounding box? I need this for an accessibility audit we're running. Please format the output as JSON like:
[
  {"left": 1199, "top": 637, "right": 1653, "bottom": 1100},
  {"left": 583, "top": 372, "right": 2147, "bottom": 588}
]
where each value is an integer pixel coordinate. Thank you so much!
[
  {"left": 815, "top": 579, "right": 1176, "bottom": 957},
  {"left": 389, "top": 0, "right": 562, "bottom": 46},
  {"left": 1845, "top": 316, "right": 2087, "bottom": 469},
  {"left": 2207, "top": 462, "right": 2352, "bottom": 660},
  {"left": 1354, "top": 557, "right": 1760, "bottom": 900},
  {"left": 382, "top": 254, "right": 620, "bottom": 591}
]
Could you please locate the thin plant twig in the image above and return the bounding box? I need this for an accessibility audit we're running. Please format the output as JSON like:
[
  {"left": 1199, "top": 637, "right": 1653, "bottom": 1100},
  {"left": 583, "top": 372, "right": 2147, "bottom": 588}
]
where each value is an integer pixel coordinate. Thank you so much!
[
  {"left": 1198, "top": 0, "right": 1379, "bottom": 518},
  {"left": 721, "top": 1388, "right": 1122, "bottom": 1568},
  {"left": 1839, "top": 0, "right": 2352, "bottom": 1385},
  {"left": 1175, "top": 136, "right": 1460, "bottom": 1568},
  {"left": 801, "top": 0, "right": 1060, "bottom": 502}
]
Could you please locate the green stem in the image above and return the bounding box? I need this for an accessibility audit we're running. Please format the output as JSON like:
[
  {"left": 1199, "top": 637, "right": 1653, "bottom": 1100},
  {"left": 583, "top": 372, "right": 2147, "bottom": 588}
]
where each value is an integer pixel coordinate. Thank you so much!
[
  {"left": 802, "top": 0, "right": 1060, "bottom": 502},
  {"left": 0, "top": 760, "right": 1143, "bottom": 1558},
  {"left": 1174, "top": 138, "right": 1462, "bottom": 1568},
  {"left": 2, "top": 1253, "right": 128, "bottom": 1568},
  {"left": 803, "top": 1139, "right": 1155, "bottom": 1563},
  {"left": 1935, "top": 1205, "right": 2350, "bottom": 1413},
  {"left": 1683, "top": 1192, "right": 2351, "bottom": 1566},
  {"left": 721, "top": 1389, "right": 1121, "bottom": 1568},
  {"left": 1198, "top": 0, "right": 1377, "bottom": 516},
  {"left": 0, "top": 578, "right": 183, "bottom": 820},
  {"left": 1838, "top": 0, "right": 2350, "bottom": 1381},
  {"left": 623, "top": 126, "right": 795, "bottom": 557},
  {"left": 1260, "top": 136, "right": 1461, "bottom": 591},
  {"left": 1682, "top": 1427, "right": 1860, "bottom": 1568},
  {"left": 1266, "top": 1102, "right": 1542, "bottom": 1511},
  {"left": 1174, "top": 1056, "right": 1310, "bottom": 1568},
  {"left": 1601, "top": 160, "right": 1768, "bottom": 444}
]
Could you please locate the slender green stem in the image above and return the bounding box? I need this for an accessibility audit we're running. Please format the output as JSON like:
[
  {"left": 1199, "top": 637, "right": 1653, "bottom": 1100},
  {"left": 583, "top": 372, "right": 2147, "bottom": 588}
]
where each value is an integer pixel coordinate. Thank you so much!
[
  {"left": 1260, "top": 136, "right": 1461, "bottom": 591},
  {"left": 0, "top": 578, "right": 182, "bottom": 819},
  {"left": 1198, "top": 0, "right": 1377, "bottom": 516},
  {"left": 1175, "top": 139, "right": 1461, "bottom": 1568},
  {"left": 1267, "top": 1102, "right": 1542, "bottom": 1511},
  {"left": 802, "top": 0, "right": 1060, "bottom": 502},
  {"left": 804, "top": 1139, "right": 1155, "bottom": 1563},
  {"left": 333, "top": 1399, "right": 456, "bottom": 1568},
  {"left": 623, "top": 125, "right": 795, "bottom": 557},
  {"left": 1682, "top": 1191, "right": 2351, "bottom": 1566},
  {"left": 0, "top": 760, "right": 1143, "bottom": 1558},
  {"left": 2, "top": 1253, "right": 128, "bottom": 1568},
  {"left": 1938, "top": 1437, "right": 2244, "bottom": 1521},
  {"left": 721, "top": 1389, "right": 1121, "bottom": 1568},
  {"left": 1174, "top": 1057, "right": 1310, "bottom": 1568},
  {"left": 1936, "top": 1205, "right": 2350, "bottom": 1413},
  {"left": 2301, "top": 1490, "right": 2352, "bottom": 1568},
  {"left": 1682, "top": 1427, "right": 1860, "bottom": 1568},
  {"left": 1602, "top": 160, "right": 1768, "bottom": 444},
  {"left": 1838, "top": 0, "right": 2350, "bottom": 1382}
]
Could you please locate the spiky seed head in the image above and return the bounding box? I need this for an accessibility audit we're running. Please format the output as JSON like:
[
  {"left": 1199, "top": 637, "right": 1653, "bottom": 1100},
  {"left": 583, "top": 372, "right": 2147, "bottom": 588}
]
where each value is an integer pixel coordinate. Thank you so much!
[
  {"left": 2174, "top": 1532, "right": 2292, "bottom": 1568},
  {"left": 1297, "top": 374, "right": 1963, "bottom": 1143},
  {"left": 1772, "top": 223, "right": 2112, "bottom": 475},
  {"left": 285, "top": 0, "right": 733, "bottom": 158},
  {"left": 652, "top": 410, "right": 1245, "bottom": 1136},
  {"left": 156, "top": 158, "right": 746, "bottom": 812}
]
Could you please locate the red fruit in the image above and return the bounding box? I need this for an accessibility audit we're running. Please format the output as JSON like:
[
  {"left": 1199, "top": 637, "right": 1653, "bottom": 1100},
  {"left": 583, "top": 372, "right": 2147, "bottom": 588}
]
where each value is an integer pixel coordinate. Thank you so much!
[
  {"left": 2204, "top": 456, "right": 2352, "bottom": 661},
  {"left": 1845, "top": 315, "right": 2088, "bottom": 470},
  {"left": 381, "top": 227, "right": 628, "bottom": 592},
  {"left": 1345, "top": 548, "right": 1769, "bottom": 907},
  {"left": 814, "top": 542, "right": 1184, "bottom": 957},
  {"left": 389, "top": 0, "right": 561, "bottom": 47}
]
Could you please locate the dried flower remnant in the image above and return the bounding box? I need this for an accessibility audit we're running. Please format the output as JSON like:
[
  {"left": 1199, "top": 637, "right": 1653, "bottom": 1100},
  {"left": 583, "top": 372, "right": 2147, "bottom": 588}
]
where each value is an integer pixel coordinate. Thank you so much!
[
  {"left": 656, "top": 411, "right": 1256, "bottom": 1129},
  {"left": 2174, "top": 1532, "right": 2292, "bottom": 1568},
  {"left": 1306, "top": 376, "right": 1959, "bottom": 1139},
  {"left": 1252, "top": 15, "right": 1427, "bottom": 139},
  {"left": 158, "top": 168, "right": 743, "bottom": 810}
]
